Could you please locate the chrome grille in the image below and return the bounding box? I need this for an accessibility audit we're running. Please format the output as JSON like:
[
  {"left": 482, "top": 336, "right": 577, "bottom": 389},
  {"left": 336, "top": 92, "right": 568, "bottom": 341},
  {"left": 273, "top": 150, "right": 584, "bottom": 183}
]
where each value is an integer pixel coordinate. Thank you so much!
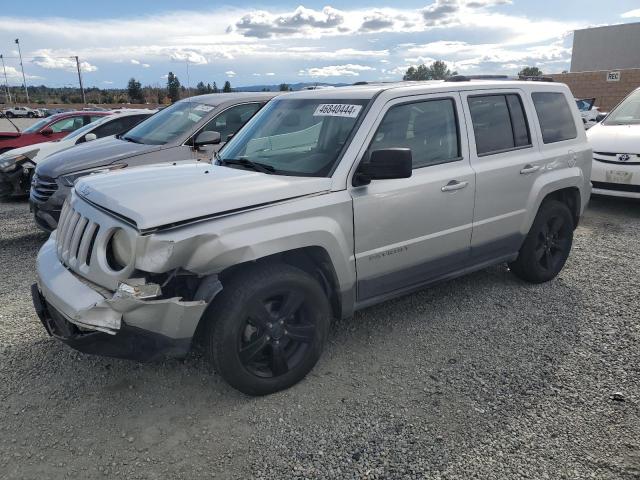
[
  {"left": 31, "top": 173, "right": 58, "bottom": 202},
  {"left": 55, "top": 200, "right": 100, "bottom": 270}
]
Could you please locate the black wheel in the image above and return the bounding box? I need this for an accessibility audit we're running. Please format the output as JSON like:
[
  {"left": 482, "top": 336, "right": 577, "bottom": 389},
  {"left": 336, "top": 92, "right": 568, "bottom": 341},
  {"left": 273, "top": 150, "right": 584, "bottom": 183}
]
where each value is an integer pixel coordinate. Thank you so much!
[
  {"left": 509, "top": 200, "right": 574, "bottom": 283},
  {"left": 27, "top": 112, "right": 34, "bottom": 118},
  {"left": 6, "top": 112, "right": 13, "bottom": 118},
  {"left": 205, "top": 263, "right": 330, "bottom": 395}
]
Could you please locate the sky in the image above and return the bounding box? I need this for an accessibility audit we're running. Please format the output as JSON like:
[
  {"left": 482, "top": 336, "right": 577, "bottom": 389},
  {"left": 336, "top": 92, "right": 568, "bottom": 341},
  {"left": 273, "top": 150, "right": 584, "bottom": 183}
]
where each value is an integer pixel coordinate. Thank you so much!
[{"left": 0, "top": 1, "right": 638, "bottom": 89}]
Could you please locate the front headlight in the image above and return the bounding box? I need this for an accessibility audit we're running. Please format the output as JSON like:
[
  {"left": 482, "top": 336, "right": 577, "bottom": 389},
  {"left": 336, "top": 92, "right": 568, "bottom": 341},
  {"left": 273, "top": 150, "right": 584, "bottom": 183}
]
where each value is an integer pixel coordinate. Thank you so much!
[
  {"left": 0, "top": 154, "right": 26, "bottom": 173},
  {"left": 60, "top": 163, "right": 127, "bottom": 187},
  {"left": 107, "top": 228, "right": 133, "bottom": 271}
]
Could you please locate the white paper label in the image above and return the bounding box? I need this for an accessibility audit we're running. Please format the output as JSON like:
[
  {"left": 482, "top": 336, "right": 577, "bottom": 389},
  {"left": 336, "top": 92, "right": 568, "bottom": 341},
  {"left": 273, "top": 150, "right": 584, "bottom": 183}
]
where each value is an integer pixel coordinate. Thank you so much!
[
  {"left": 313, "top": 104, "right": 362, "bottom": 118},
  {"left": 194, "top": 104, "right": 214, "bottom": 112}
]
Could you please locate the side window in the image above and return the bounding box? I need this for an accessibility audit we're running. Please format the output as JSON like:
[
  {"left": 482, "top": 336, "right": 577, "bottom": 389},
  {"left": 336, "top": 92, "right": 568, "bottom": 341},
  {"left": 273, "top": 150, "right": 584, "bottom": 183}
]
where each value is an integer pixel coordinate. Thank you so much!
[
  {"left": 92, "top": 115, "right": 147, "bottom": 139},
  {"left": 202, "top": 103, "right": 262, "bottom": 140},
  {"left": 369, "top": 98, "right": 461, "bottom": 169},
  {"left": 532, "top": 92, "right": 577, "bottom": 144},
  {"left": 49, "top": 117, "right": 83, "bottom": 133},
  {"left": 468, "top": 94, "right": 531, "bottom": 156},
  {"left": 90, "top": 115, "right": 105, "bottom": 123}
]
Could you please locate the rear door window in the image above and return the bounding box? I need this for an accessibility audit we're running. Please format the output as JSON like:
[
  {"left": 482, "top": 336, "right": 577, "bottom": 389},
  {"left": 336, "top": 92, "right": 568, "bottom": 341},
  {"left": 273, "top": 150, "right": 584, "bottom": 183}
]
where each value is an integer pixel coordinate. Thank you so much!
[
  {"left": 468, "top": 94, "right": 531, "bottom": 156},
  {"left": 531, "top": 92, "right": 577, "bottom": 144}
]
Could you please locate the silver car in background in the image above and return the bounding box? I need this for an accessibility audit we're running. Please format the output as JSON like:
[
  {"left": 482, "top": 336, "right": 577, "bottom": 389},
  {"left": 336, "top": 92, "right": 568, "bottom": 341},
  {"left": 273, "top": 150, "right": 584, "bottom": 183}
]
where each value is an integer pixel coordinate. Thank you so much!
[{"left": 30, "top": 92, "right": 278, "bottom": 231}]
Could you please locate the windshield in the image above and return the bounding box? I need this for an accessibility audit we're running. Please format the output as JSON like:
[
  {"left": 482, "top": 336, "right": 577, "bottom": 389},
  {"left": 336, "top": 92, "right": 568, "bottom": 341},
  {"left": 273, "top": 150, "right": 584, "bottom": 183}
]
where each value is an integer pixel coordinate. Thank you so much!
[
  {"left": 604, "top": 90, "right": 640, "bottom": 126},
  {"left": 22, "top": 118, "right": 51, "bottom": 133},
  {"left": 575, "top": 99, "right": 594, "bottom": 112},
  {"left": 122, "top": 101, "right": 214, "bottom": 145},
  {"left": 219, "top": 98, "right": 369, "bottom": 176}
]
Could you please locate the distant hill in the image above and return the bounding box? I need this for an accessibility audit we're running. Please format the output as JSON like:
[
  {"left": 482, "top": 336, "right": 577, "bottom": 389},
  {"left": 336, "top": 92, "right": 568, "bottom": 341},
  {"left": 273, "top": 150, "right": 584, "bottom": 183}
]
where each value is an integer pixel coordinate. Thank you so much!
[{"left": 233, "top": 82, "right": 351, "bottom": 92}]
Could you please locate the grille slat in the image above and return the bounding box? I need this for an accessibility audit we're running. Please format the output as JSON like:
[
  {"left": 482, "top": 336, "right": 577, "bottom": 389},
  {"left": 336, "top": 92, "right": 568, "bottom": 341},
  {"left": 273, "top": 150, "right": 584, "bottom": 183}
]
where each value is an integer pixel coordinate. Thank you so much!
[
  {"left": 31, "top": 174, "right": 59, "bottom": 202},
  {"left": 56, "top": 203, "right": 101, "bottom": 270}
]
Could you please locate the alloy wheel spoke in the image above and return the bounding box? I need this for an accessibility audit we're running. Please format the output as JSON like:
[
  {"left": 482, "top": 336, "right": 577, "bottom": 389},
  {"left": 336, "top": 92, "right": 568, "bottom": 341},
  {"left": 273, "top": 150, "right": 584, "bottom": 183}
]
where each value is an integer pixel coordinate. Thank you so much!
[
  {"left": 285, "top": 323, "right": 315, "bottom": 343},
  {"left": 248, "top": 300, "right": 274, "bottom": 330},
  {"left": 270, "top": 343, "right": 289, "bottom": 376},
  {"left": 544, "top": 249, "right": 553, "bottom": 269},
  {"left": 239, "top": 334, "right": 270, "bottom": 364},
  {"left": 549, "top": 217, "right": 563, "bottom": 235},
  {"left": 535, "top": 244, "right": 546, "bottom": 261},
  {"left": 279, "top": 291, "right": 305, "bottom": 320}
]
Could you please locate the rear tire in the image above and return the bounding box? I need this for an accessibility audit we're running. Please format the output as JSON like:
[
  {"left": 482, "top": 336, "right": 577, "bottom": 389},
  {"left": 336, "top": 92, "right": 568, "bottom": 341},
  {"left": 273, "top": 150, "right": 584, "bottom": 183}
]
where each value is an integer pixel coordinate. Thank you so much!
[
  {"left": 509, "top": 200, "right": 574, "bottom": 283},
  {"left": 6, "top": 112, "right": 13, "bottom": 118},
  {"left": 204, "top": 263, "right": 330, "bottom": 396}
]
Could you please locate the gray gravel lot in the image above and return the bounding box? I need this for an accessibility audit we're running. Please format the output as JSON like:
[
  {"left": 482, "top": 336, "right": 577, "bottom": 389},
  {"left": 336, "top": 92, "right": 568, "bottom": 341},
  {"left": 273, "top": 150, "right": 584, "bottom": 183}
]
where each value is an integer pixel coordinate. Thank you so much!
[{"left": 0, "top": 195, "right": 639, "bottom": 479}]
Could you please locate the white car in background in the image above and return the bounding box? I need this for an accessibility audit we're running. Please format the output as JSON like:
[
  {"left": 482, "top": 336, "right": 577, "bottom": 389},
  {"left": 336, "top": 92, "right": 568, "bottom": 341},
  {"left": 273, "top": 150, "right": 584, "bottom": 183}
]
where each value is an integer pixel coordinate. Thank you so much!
[
  {"left": 0, "top": 110, "right": 154, "bottom": 198},
  {"left": 588, "top": 87, "right": 640, "bottom": 198},
  {"left": 3, "top": 106, "right": 43, "bottom": 118},
  {"left": 576, "top": 98, "right": 606, "bottom": 129}
]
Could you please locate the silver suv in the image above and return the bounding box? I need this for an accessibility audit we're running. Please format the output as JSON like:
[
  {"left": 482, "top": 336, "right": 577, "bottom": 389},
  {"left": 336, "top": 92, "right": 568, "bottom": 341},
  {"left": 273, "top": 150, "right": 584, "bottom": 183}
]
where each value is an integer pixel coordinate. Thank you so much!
[{"left": 32, "top": 80, "right": 591, "bottom": 395}]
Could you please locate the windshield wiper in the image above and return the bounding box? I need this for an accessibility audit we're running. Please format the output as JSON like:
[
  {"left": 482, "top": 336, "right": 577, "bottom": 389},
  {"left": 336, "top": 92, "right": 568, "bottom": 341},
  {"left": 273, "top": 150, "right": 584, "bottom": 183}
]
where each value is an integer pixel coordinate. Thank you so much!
[
  {"left": 219, "top": 158, "right": 276, "bottom": 174},
  {"left": 122, "top": 135, "right": 143, "bottom": 144}
]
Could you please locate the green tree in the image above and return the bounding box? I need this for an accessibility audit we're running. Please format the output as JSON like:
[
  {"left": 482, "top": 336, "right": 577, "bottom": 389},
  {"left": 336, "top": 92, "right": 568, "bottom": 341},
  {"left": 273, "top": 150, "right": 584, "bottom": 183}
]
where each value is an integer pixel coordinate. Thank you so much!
[
  {"left": 212, "top": 82, "right": 219, "bottom": 93},
  {"left": 518, "top": 66, "right": 543, "bottom": 77},
  {"left": 166, "top": 72, "right": 181, "bottom": 103},
  {"left": 403, "top": 61, "right": 457, "bottom": 81},
  {"left": 127, "top": 78, "right": 144, "bottom": 103},
  {"left": 206, "top": 83, "right": 213, "bottom": 93},
  {"left": 279, "top": 83, "right": 290, "bottom": 91},
  {"left": 196, "top": 81, "right": 208, "bottom": 95},
  {"left": 223, "top": 81, "right": 232, "bottom": 93}
]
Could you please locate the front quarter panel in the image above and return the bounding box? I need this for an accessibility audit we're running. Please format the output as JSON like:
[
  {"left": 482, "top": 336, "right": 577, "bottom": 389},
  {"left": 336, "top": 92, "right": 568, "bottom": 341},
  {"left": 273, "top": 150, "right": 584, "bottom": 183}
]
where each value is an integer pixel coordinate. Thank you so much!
[{"left": 135, "top": 191, "right": 356, "bottom": 292}]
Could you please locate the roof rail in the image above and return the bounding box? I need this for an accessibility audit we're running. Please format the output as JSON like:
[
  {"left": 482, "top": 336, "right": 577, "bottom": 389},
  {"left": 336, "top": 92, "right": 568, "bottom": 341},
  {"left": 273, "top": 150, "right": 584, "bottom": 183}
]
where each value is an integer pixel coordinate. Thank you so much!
[
  {"left": 518, "top": 75, "right": 554, "bottom": 82},
  {"left": 446, "top": 75, "right": 511, "bottom": 82}
]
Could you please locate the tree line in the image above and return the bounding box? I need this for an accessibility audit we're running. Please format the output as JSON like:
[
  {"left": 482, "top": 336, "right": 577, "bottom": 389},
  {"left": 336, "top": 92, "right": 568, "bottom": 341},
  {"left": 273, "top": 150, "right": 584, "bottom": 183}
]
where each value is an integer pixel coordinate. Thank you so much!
[{"left": 403, "top": 60, "right": 545, "bottom": 81}]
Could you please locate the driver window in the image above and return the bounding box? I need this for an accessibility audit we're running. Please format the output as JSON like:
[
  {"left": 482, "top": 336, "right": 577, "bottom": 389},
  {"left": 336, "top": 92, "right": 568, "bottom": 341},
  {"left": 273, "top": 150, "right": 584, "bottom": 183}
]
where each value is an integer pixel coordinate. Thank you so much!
[
  {"left": 369, "top": 98, "right": 461, "bottom": 169},
  {"left": 49, "top": 117, "right": 83, "bottom": 133}
]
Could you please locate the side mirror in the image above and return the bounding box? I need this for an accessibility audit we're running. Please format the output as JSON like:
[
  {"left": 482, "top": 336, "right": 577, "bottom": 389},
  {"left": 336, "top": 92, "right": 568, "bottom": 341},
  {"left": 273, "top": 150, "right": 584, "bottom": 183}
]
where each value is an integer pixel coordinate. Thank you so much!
[
  {"left": 193, "top": 130, "right": 221, "bottom": 147},
  {"left": 84, "top": 133, "right": 97, "bottom": 142},
  {"left": 353, "top": 148, "right": 412, "bottom": 186},
  {"left": 41, "top": 127, "right": 53, "bottom": 136}
]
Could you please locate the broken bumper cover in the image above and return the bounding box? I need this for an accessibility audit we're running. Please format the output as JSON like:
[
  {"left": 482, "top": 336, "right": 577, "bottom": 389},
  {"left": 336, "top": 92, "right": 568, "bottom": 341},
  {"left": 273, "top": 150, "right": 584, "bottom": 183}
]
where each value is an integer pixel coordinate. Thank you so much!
[{"left": 33, "top": 237, "right": 209, "bottom": 361}]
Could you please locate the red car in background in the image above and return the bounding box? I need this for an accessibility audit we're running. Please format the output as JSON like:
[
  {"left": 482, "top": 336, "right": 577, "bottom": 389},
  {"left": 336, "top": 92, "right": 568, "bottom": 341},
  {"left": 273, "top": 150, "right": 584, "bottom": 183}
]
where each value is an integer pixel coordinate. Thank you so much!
[{"left": 0, "top": 111, "right": 111, "bottom": 155}]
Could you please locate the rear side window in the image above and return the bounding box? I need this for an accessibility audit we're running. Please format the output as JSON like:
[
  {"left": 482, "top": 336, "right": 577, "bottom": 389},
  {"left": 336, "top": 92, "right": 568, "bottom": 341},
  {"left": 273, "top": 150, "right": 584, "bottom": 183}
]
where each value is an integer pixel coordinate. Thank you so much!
[
  {"left": 531, "top": 92, "right": 577, "bottom": 144},
  {"left": 468, "top": 94, "right": 531, "bottom": 156},
  {"left": 369, "top": 98, "right": 461, "bottom": 168}
]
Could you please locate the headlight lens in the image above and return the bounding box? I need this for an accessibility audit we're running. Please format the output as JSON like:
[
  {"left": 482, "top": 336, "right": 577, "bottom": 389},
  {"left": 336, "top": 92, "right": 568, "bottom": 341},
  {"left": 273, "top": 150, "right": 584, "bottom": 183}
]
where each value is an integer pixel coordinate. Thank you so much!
[
  {"left": 107, "top": 228, "right": 133, "bottom": 271},
  {"left": 0, "top": 154, "right": 26, "bottom": 172},
  {"left": 60, "top": 163, "right": 127, "bottom": 187}
]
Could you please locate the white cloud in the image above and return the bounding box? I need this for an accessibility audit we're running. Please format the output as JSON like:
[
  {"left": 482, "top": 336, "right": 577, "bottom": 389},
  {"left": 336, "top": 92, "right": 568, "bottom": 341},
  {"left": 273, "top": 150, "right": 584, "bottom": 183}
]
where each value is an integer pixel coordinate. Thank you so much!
[
  {"left": 0, "top": 65, "right": 42, "bottom": 83},
  {"left": 131, "top": 59, "right": 140, "bottom": 65},
  {"left": 233, "top": 6, "right": 346, "bottom": 38},
  {"left": 31, "top": 53, "right": 97, "bottom": 73},
  {"left": 299, "top": 64, "right": 375, "bottom": 77},
  {"left": 265, "top": 72, "right": 275, "bottom": 76},
  {"left": 225, "top": 70, "right": 236, "bottom": 77},
  {"left": 102, "top": 80, "right": 114, "bottom": 84},
  {"left": 169, "top": 50, "right": 208, "bottom": 65},
  {"left": 621, "top": 9, "right": 640, "bottom": 18},
  {"left": 252, "top": 73, "right": 261, "bottom": 76}
]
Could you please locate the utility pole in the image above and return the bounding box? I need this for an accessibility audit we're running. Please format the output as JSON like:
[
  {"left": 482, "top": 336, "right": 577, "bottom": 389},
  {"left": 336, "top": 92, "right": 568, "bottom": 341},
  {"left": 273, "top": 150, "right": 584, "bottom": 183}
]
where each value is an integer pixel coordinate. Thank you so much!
[
  {"left": 74, "top": 56, "right": 86, "bottom": 105},
  {"left": 0, "top": 54, "right": 12, "bottom": 105},
  {"left": 14, "top": 39, "right": 29, "bottom": 104}
]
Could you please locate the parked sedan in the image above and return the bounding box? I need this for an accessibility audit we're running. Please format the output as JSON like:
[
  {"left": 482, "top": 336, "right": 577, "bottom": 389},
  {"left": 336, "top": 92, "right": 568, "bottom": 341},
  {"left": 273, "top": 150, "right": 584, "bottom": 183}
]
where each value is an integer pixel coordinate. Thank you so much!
[
  {"left": 0, "top": 111, "right": 111, "bottom": 155},
  {"left": 31, "top": 92, "right": 278, "bottom": 231},
  {"left": 0, "top": 110, "right": 154, "bottom": 198},
  {"left": 588, "top": 87, "right": 640, "bottom": 198}
]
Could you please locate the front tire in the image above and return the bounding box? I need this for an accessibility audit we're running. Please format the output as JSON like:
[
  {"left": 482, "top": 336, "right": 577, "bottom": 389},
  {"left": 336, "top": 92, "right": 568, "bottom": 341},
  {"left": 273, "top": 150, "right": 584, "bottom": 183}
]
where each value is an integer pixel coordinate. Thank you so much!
[
  {"left": 509, "top": 200, "right": 574, "bottom": 283},
  {"left": 205, "top": 263, "right": 330, "bottom": 396},
  {"left": 5, "top": 112, "right": 13, "bottom": 118}
]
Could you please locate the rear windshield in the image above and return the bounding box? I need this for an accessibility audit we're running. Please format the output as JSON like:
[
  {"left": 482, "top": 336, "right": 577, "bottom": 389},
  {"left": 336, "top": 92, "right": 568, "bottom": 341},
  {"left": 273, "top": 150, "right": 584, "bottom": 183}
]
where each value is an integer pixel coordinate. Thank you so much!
[
  {"left": 219, "top": 98, "right": 369, "bottom": 177},
  {"left": 603, "top": 89, "right": 640, "bottom": 126}
]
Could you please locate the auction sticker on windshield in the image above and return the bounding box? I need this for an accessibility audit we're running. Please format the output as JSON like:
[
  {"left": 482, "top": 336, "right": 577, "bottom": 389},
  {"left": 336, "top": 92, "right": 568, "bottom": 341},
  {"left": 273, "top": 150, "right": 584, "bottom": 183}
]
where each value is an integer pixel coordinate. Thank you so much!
[{"left": 313, "top": 104, "right": 362, "bottom": 118}]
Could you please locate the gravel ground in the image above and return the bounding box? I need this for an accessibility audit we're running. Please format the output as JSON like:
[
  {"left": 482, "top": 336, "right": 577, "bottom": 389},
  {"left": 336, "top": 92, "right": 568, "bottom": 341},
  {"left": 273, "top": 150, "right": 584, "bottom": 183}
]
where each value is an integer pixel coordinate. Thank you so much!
[{"left": 0, "top": 195, "right": 638, "bottom": 479}]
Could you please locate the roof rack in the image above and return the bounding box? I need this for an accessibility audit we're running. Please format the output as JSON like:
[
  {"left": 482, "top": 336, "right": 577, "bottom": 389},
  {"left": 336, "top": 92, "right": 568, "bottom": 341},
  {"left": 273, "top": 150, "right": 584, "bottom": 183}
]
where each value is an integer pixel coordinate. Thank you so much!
[
  {"left": 518, "top": 75, "right": 554, "bottom": 82},
  {"left": 446, "top": 75, "right": 511, "bottom": 82}
]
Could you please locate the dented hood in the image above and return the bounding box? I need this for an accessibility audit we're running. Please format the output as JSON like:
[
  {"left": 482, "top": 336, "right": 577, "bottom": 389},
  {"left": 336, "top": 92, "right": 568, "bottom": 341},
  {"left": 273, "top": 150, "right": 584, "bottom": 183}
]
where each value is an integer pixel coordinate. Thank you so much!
[{"left": 75, "top": 162, "right": 332, "bottom": 230}]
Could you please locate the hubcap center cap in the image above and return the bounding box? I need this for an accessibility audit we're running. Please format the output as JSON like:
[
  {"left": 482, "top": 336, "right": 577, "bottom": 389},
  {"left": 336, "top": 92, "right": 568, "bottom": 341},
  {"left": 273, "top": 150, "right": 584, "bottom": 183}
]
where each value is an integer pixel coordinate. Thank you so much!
[{"left": 270, "top": 322, "right": 285, "bottom": 339}]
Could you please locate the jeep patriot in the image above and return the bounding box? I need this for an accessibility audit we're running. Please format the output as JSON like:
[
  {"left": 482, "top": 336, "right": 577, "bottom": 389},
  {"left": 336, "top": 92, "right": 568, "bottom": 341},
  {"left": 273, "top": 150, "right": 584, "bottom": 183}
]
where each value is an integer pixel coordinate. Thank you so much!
[{"left": 32, "top": 80, "right": 592, "bottom": 395}]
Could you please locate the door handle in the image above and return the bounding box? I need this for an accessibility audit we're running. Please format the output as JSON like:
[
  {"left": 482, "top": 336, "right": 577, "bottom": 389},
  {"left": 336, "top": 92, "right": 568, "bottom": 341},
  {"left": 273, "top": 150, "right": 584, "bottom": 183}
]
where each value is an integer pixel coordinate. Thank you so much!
[
  {"left": 441, "top": 180, "right": 469, "bottom": 192},
  {"left": 520, "top": 164, "right": 540, "bottom": 175}
]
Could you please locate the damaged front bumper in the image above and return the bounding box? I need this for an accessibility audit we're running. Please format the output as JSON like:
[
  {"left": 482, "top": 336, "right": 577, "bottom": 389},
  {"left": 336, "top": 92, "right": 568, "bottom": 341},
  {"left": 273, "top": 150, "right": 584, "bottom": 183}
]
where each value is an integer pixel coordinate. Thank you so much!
[{"left": 32, "top": 237, "right": 212, "bottom": 361}]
